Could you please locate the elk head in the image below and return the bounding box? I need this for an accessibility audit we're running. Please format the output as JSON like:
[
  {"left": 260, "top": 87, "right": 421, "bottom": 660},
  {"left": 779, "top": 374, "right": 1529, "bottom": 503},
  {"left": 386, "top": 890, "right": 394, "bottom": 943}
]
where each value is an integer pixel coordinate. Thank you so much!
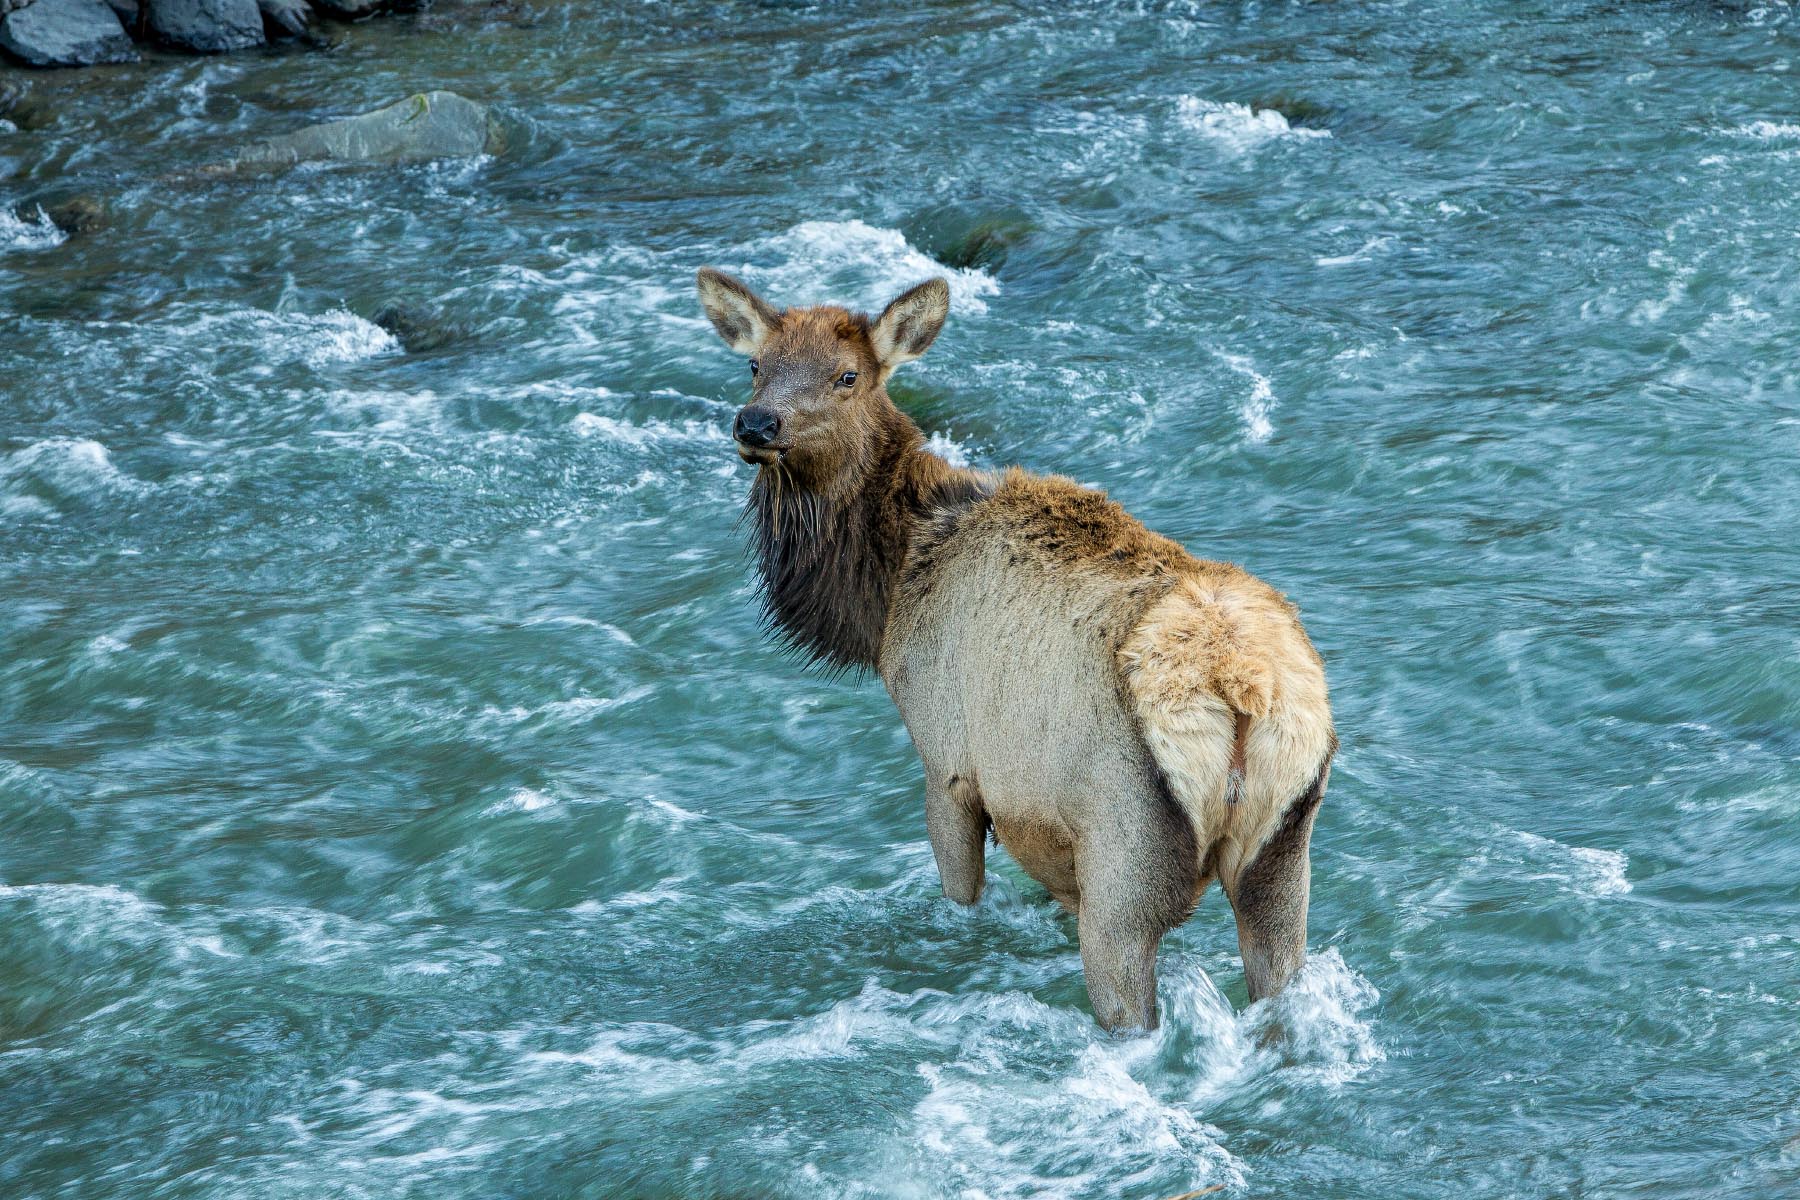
[{"left": 695, "top": 268, "right": 950, "bottom": 490}]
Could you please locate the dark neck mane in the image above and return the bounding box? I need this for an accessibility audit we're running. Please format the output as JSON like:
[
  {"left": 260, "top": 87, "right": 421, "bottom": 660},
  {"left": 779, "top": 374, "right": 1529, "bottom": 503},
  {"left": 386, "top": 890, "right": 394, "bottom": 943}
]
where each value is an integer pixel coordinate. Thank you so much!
[{"left": 745, "top": 406, "right": 980, "bottom": 674}]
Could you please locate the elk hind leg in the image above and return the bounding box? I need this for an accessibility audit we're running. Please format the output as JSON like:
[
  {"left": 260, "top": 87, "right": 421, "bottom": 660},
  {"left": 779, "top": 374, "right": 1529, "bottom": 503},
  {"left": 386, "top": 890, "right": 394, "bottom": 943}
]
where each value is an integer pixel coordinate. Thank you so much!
[
  {"left": 1229, "top": 761, "right": 1328, "bottom": 1003},
  {"left": 1076, "top": 787, "right": 1199, "bottom": 1033},
  {"left": 1078, "top": 890, "right": 1165, "bottom": 1034}
]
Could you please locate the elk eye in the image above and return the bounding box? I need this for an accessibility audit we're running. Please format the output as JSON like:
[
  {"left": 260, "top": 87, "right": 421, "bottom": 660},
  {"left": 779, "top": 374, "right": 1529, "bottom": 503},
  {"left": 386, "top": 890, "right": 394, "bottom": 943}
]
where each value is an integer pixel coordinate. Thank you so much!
[
  {"left": 836, "top": 371, "right": 858, "bottom": 388},
  {"left": 748, "top": 359, "right": 759, "bottom": 376}
]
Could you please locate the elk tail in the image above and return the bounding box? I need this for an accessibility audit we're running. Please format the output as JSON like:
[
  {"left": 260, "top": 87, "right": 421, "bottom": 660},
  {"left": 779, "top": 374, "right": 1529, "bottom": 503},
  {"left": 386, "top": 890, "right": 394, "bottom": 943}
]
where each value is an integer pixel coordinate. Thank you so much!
[{"left": 1224, "top": 709, "right": 1251, "bottom": 806}]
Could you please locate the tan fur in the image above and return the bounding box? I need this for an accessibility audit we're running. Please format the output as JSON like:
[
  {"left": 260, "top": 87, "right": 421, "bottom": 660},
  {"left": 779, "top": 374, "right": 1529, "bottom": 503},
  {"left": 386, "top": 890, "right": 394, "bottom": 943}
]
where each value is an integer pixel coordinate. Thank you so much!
[
  {"left": 697, "top": 268, "right": 1336, "bottom": 1031},
  {"left": 990, "top": 811, "right": 1080, "bottom": 911},
  {"left": 882, "top": 471, "right": 1334, "bottom": 915},
  {"left": 1118, "top": 568, "right": 1334, "bottom": 894}
]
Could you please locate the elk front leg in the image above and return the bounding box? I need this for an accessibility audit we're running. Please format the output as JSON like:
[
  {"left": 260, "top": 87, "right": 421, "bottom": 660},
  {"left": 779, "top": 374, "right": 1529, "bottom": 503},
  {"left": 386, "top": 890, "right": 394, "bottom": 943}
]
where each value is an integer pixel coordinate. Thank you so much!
[{"left": 924, "top": 772, "right": 986, "bottom": 905}]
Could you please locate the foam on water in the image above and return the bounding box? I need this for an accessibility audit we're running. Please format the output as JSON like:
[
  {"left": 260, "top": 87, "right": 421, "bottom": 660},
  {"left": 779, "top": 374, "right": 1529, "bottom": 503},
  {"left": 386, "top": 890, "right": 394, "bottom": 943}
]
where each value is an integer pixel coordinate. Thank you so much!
[
  {"left": 1, "top": 438, "right": 151, "bottom": 517},
  {"left": 1728, "top": 119, "right": 1800, "bottom": 139},
  {"left": 0, "top": 881, "right": 239, "bottom": 964},
  {"left": 1317, "top": 235, "right": 1398, "bottom": 267},
  {"left": 1035, "top": 109, "right": 1154, "bottom": 177},
  {"left": 1237, "top": 950, "right": 1386, "bottom": 1085},
  {"left": 1679, "top": 786, "right": 1800, "bottom": 817},
  {"left": 1215, "top": 353, "right": 1277, "bottom": 443},
  {"left": 552, "top": 937, "right": 1377, "bottom": 1196},
  {"left": 255, "top": 308, "right": 402, "bottom": 368},
  {"left": 318, "top": 386, "right": 444, "bottom": 432},
  {"left": 476, "top": 687, "right": 655, "bottom": 732},
  {"left": 0, "top": 205, "right": 67, "bottom": 251},
  {"left": 745, "top": 220, "right": 1002, "bottom": 314},
  {"left": 486, "top": 787, "right": 558, "bottom": 814},
  {"left": 1514, "top": 831, "right": 1633, "bottom": 898},
  {"left": 570, "top": 412, "right": 730, "bottom": 447},
  {"left": 170, "top": 306, "right": 400, "bottom": 371},
  {"left": 922, "top": 431, "right": 975, "bottom": 467},
  {"left": 893, "top": 989, "right": 1246, "bottom": 1198},
  {"left": 172, "top": 62, "right": 239, "bottom": 120},
  {"left": 499, "top": 223, "right": 995, "bottom": 371},
  {"left": 1438, "top": 827, "right": 1634, "bottom": 905},
  {"left": 0, "top": 881, "right": 161, "bottom": 930},
  {"left": 1175, "top": 97, "right": 1331, "bottom": 151},
  {"left": 805, "top": 948, "right": 1374, "bottom": 1196}
]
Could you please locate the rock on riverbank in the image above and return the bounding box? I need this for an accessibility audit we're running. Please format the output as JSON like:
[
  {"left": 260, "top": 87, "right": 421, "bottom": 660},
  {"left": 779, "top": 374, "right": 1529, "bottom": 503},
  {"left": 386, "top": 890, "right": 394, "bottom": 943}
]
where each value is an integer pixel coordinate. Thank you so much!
[
  {"left": 145, "top": 0, "right": 263, "bottom": 53},
  {"left": 0, "top": 0, "right": 136, "bottom": 66},
  {"left": 0, "top": 0, "right": 413, "bottom": 65}
]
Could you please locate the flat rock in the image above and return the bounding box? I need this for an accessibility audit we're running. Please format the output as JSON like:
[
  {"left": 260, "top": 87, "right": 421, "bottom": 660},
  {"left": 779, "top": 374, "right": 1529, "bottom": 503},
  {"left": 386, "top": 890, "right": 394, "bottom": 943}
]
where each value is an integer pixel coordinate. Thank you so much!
[
  {"left": 145, "top": 0, "right": 263, "bottom": 52},
  {"left": 0, "top": 0, "right": 136, "bottom": 66},
  {"left": 233, "top": 90, "right": 501, "bottom": 168}
]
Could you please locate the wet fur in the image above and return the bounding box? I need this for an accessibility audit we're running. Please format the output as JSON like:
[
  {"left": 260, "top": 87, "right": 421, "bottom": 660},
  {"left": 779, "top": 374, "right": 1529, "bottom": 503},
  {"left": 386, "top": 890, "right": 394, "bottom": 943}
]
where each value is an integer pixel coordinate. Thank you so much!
[{"left": 745, "top": 402, "right": 990, "bottom": 674}]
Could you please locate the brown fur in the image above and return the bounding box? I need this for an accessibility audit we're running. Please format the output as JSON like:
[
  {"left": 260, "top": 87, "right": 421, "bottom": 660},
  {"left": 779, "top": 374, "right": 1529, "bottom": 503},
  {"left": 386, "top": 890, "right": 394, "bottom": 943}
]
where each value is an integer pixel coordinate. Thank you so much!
[
  {"left": 745, "top": 403, "right": 980, "bottom": 672},
  {"left": 696, "top": 267, "right": 1336, "bottom": 1031}
]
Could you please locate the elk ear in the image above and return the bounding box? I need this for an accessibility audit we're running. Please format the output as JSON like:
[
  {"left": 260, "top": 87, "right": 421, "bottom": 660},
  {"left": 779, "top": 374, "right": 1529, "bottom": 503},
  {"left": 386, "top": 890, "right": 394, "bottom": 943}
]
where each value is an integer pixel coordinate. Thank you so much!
[
  {"left": 871, "top": 278, "right": 950, "bottom": 370},
  {"left": 696, "top": 267, "right": 780, "bottom": 355}
]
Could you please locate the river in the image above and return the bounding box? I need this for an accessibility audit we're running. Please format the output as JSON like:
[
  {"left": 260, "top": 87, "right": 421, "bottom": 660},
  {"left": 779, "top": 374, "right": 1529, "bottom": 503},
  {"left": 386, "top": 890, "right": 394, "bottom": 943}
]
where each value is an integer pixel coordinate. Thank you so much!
[{"left": 3, "top": 2, "right": 1798, "bottom": 1196}]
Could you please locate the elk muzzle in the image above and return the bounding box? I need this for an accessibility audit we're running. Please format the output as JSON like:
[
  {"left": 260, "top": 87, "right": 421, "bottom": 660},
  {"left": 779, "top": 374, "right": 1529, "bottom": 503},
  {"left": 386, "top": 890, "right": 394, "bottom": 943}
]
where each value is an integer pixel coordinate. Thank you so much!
[{"left": 734, "top": 405, "right": 785, "bottom": 463}]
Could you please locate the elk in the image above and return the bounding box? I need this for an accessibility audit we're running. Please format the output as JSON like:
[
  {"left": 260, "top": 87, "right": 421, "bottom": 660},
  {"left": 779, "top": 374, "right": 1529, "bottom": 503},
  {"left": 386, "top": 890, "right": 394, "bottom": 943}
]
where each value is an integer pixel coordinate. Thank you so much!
[{"left": 695, "top": 267, "right": 1335, "bottom": 1032}]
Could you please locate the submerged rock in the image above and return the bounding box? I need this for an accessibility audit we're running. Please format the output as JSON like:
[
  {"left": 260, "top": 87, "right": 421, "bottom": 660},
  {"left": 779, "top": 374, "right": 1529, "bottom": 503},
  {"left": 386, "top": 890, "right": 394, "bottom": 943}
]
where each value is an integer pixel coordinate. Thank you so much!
[
  {"left": 1, "top": 78, "right": 53, "bottom": 129},
  {"left": 370, "top": 296, "right": 470, "bottom": 351},
  {"left": 232, "top": 91, "right": 502, "bottom": 169},
  {"left": 905, "top": 204, "right": 1035, "bottom": 272},
  {"left": 145, "top": 0, "right": 262, "bottom": 52},
  {"left": 0, "top": 0, "right": 136, "bottom": 66},
  {"left": 45, "top": 194, "right": 107, "bottom": 233}
]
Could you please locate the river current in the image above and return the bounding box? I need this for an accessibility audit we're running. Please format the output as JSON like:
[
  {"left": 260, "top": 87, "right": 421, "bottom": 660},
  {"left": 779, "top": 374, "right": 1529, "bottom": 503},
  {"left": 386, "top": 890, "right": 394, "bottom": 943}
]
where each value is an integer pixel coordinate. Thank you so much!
[{"left": 4, "top": 3, "right": 1798, "bottom": 1197}]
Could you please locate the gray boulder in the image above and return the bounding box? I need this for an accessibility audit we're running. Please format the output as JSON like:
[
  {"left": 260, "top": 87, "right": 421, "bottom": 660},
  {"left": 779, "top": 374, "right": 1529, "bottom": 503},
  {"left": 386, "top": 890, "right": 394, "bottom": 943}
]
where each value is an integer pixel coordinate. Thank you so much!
[
  {"left": 145, "top": 0, "right": 262, "bottom": 52},
  {"left": 255, "top": 0, "right": 306, "bottom": 35},
  {"left": 233, "top": 91, "right": 501, "bottom": 168},
  {"left": 311, "top": 0, "right": 381, "bottom": 15},
  {"left": 0, "top": 0, "right": 136, "bottom": 66}
]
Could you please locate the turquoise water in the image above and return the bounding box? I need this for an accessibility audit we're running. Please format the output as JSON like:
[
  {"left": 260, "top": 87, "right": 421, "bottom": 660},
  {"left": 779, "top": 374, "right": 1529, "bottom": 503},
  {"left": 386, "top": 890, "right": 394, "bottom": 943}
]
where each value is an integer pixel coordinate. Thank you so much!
[{"left": 4, "top": 2, "right": 1799, "bottom": 1196}]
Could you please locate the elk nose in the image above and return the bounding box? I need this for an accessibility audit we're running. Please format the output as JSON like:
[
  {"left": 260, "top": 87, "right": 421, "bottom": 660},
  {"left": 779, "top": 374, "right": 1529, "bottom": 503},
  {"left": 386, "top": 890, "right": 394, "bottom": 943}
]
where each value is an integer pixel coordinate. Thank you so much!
[{"left": 734, "top": 406, "right": 782, "bottom": 448}]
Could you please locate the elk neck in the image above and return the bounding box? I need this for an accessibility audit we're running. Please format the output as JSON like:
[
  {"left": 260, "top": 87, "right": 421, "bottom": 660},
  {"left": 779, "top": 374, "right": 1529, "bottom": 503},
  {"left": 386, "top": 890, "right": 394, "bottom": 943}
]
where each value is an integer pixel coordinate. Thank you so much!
[{"left": 745, "top": 401, "right": 984, "bottom": 674}]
